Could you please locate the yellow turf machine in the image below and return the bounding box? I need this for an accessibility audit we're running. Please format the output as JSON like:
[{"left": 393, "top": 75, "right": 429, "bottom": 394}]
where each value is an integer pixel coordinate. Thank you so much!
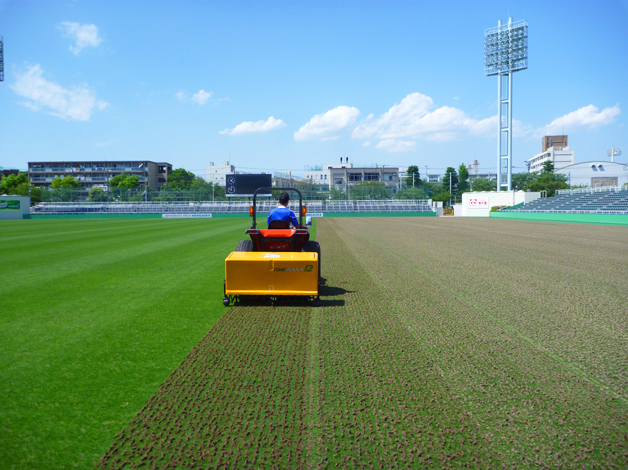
[{"left": 223, "top": 187, "right": 322, "bottom": 306}]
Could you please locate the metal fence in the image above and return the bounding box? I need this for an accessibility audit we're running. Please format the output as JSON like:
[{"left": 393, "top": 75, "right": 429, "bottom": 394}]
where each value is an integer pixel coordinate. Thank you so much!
[
  {"left": 31, "top": 200, "right": 434, "bottom": 215},
  {"left": 556, "top": 186, "right": 627, "bottom": 196}
]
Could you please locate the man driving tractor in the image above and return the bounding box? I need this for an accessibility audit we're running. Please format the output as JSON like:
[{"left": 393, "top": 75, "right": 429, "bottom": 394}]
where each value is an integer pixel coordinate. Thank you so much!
[{"left": 267, "top": 191, "right": 298, "bottom": 227}]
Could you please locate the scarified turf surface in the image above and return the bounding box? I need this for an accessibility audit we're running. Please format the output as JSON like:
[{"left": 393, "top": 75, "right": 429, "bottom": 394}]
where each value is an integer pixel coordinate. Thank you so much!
[{"left": 99, "top": 218, "right": 628, "bottom": 468}]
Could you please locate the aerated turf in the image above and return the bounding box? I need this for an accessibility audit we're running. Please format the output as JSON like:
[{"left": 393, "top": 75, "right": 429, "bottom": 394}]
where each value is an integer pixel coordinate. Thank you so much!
[{"left": 97, "top": 217, "right": 628, "bottom": 468}]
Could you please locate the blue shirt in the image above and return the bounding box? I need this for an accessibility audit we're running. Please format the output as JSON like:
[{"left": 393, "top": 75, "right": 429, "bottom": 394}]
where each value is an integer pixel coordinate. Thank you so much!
[{"left": 267, "top": 206, "right": 298, "bottom": 226}]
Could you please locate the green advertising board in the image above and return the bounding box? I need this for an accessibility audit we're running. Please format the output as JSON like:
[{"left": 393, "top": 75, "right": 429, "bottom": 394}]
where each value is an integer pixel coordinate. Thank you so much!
[{"left": 0, "top": 200, "right": 20, "bottom": 210}]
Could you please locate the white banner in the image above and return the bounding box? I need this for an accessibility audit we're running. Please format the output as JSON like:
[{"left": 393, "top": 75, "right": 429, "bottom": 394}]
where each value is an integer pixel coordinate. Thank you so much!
[
  {"left": 308, "top": 213, "right": 324, "bottom": 217},
  {"left": 467, "top": 197, "right": 489, "bottom": 208},
  {"left": 162, "top": 214, "right": 213, "bottom": 218}
]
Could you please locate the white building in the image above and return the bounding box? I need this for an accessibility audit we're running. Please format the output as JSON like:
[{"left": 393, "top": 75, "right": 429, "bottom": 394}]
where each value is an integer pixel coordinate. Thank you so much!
[
  {"left": 206, "top": 162, "right": 235, "bottom": 187},
  {"left": 330, "top": 165, "right": 400, "bottom": 192},
  {"left": 556, "top": 161, "right": 628, "bottom": 188},
  {"left": 527, "top": 147, "right": 575, "bottom": 173},
  {"left": 526, "top": 135, "right": 574, "bottom": 173},
  {"left": 303, "top": 162, "right": 401, "bottom": 192},
  {"left": 304, "top": 163, "right": 353, "bottom": 185}
]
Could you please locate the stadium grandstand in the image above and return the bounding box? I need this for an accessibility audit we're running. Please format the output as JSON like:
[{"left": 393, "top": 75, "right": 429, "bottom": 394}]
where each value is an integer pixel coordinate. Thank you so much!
[
  {"left": 31, "top": 199, "right": 433, "bottom": 215},
  {"left": 505, "top": 187, "right": 628, "bottom": 214}
]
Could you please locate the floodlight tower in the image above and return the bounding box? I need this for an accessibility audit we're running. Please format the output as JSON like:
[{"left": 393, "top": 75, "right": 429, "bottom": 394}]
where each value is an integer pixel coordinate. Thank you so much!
[
  {"left": 607, "top": 148, "right": 621, "bottom": 162},
  {"left": 0, "top": 36, "right": 4, "bottom": 82},
  {"left": 485, "top": 18, "right": 528, "bottom": 191}
]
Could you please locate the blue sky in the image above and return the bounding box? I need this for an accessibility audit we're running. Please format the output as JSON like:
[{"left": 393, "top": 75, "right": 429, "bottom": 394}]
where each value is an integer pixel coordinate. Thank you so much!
[{"left": 1, "top": 0, "right": 626, "bottom": 178}]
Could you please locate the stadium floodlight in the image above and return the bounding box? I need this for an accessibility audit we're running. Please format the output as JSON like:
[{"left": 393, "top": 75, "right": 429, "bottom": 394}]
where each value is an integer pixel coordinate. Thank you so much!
[
  {"left": 485, "top": 18, "right": 528, "bottom": 191},
  {"left": 0, "top": 36, "right": 4, "bottom": 82},
  {"left": 607, "top": 148, "right": 621, "bottom": 162}
]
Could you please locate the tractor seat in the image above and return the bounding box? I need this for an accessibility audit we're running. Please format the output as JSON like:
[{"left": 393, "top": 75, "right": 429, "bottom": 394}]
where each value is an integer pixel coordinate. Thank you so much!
[
  {"left": 268, "top": 220, "right": 290, "bottom": 229},
  {"left": 258, "top": 229, "right": 296, "bottom": 238}
]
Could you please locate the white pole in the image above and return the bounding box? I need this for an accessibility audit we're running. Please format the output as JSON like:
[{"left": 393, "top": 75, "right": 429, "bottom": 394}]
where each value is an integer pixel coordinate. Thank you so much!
[{"left": 497, "top": 19, "right": 502, "bottom": 192}]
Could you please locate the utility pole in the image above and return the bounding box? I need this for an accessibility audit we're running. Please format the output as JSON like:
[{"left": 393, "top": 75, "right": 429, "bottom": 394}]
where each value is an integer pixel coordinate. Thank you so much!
[{"left": 449, "top": 171, "right": 452, "bottom": 207}]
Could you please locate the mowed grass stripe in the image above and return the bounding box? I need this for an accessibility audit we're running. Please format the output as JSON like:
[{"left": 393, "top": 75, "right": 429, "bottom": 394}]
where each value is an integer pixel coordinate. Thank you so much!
[
  {"left": 2, "top": 219, "right": 239, "bottom": 292},
  {"left": 0, "top": 219, "right": 245, "bottom": 470},
  {"left": 331, "top": 217, "right": 627, "bottom": 466}
]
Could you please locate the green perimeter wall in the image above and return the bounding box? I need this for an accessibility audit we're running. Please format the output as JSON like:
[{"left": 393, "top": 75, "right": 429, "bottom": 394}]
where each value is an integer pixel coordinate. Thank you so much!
[
  {"left": 490, "top": 211, "right": 628, "bottom": 226},
  {"left": 27, "top": 212, "right": 436, "bottom": 220}
]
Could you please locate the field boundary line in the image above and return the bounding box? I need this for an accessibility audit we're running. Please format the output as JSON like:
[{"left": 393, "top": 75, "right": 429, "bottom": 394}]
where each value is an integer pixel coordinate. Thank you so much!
[{"left": 305, "top": 304, "right": 322, "bottom": 467}]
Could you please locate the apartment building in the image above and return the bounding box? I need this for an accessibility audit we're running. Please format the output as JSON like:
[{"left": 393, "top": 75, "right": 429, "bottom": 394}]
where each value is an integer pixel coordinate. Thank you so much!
[
  {"left": 526, "top": 135, "right": 575, "bottom": 173},
  {"left": 28, "top": 160, "right": 172, "bottom": 198}
]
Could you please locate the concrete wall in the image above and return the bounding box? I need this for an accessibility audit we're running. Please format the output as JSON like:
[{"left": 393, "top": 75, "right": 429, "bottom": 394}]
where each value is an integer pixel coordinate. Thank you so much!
[
  {"left": 461, "top": 191, "right": 541, "bottom": 217},
  {"left": 0, "top": 196, "right": 31, "bottom": 219}
]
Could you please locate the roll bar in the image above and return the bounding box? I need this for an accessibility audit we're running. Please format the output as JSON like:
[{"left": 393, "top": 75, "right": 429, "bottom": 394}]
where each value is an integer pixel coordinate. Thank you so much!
[{"left": 251, "top": 187, "right": 303, "bottom": 229}]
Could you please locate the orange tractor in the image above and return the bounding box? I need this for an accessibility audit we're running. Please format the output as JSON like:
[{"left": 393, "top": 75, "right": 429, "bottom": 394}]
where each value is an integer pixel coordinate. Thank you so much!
[{"left": 223, "top": 187, "right": 321, "bottom": 306}]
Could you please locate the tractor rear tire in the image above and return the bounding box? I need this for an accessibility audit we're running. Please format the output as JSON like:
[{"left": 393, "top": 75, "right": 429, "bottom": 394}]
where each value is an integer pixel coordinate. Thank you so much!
[
  {"left": 302, "top": 241, "right": 321, "bottom": 281},
  {"left": 236, "top": 240, "right": 254, "bottom": 252}
]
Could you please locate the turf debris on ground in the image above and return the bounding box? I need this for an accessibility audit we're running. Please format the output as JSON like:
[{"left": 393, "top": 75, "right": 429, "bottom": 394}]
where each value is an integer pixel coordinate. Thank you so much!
[{"left": 98, "top": 217, "right": 628, "bottom": 468}]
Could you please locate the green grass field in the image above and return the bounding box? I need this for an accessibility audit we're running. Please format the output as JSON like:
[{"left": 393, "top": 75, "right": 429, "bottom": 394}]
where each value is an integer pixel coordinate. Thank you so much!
[
  {"left": 0, "top": 218, "right": 252, "bottom": 469},
  {"left": 2, "top": 217, "right": 626, "bottom": 468}
]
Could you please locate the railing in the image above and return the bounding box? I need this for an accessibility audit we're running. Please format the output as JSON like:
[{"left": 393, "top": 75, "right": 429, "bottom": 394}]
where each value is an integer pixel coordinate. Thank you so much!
[
  {"left": 32, "top": 200, "right": 434, "bottom": 215},
  {"left": 556, "top": 186, "right": 627, "bottom": 195},
  {"left": 510, "top": 209, "right": 628, "bottom": 215}
]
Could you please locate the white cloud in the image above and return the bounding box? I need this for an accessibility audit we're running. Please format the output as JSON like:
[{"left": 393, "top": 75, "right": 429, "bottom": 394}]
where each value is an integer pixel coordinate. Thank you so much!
[
  {"left": 362, "top": 141, "right": 371, "bottom": 147},
  {"left": 220, "top": 116, "right": 286, "bottom": 135},
  {"left": 352, "top": 92, "right": 500, "bottom": 143},
  {"left": 375, "top": 139, "right": 416, "bottom": 152},
  {"left": 533, "top": 104, "right": 620, "bottom": 138},
  {"left": 10, "top": 64, "right": 108, "bottom": 121},
  {"left": 294, "top": 106, "right": 360, "bottom": 141},
  {"left": 177, "top": 89, "right": 215, "bottom": 105},
  {"left": 192, "top": 89, "right": 213, "bottom": 105},
  {"left": 59, "top": 22, "right": 102, "bottom": 55}
]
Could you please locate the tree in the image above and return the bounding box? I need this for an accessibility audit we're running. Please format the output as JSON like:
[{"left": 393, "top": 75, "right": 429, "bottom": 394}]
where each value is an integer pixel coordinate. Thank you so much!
[
  {"left": 510, "top": 164, "right": 568, "bottom": 197},
  {"left": 0, "top": 173, "right": 28, "bottom": 194},
  {"left": 470, "top": 178, "right": 496, "bottom": 192},
  {"left": 109, "top": 173, "right": 139, "bottom": 189},
  {"left": 48, "top": 176, "right": 79, "bottom": 201},
  {"left": 88, "top": 187, "right": 108, "bottom": 202},
  {"left": 405, "top": 165, "right": 421, "bottom": 187},
  {"left": 457, "top": 164, "right": 470, "bottom": 194},
  {"left": 351, "top": 181, "right": 389, "bottom": 199},
  {"left": 0, "top": 173, "right": 42, "bottom": 204},
  {"left": 329, "top": 187, "right": 344, "bottom": 200},
  {"left": 51, "top": 175, "right": 79, "bottom": 188},
  {"left": 526, "top": 172, "right": 568, "bottom": 197},
  {"left": 189, "top": 177, "right": 226, "bottom": 201},
  {"left": 165, "top": 168, "right": 196, "bottom": 189},
  {"left": 395, "top": 187, "right": 427, "bottom": 200},
  {"left": 430, "top": 186, "right": 452, "bottom": 204},
  {"left": 511, "top": 172, "right": 537, "bottom": 191},
  {"left": 441, "top": 167, "right": 459, "bottom": 202}
]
